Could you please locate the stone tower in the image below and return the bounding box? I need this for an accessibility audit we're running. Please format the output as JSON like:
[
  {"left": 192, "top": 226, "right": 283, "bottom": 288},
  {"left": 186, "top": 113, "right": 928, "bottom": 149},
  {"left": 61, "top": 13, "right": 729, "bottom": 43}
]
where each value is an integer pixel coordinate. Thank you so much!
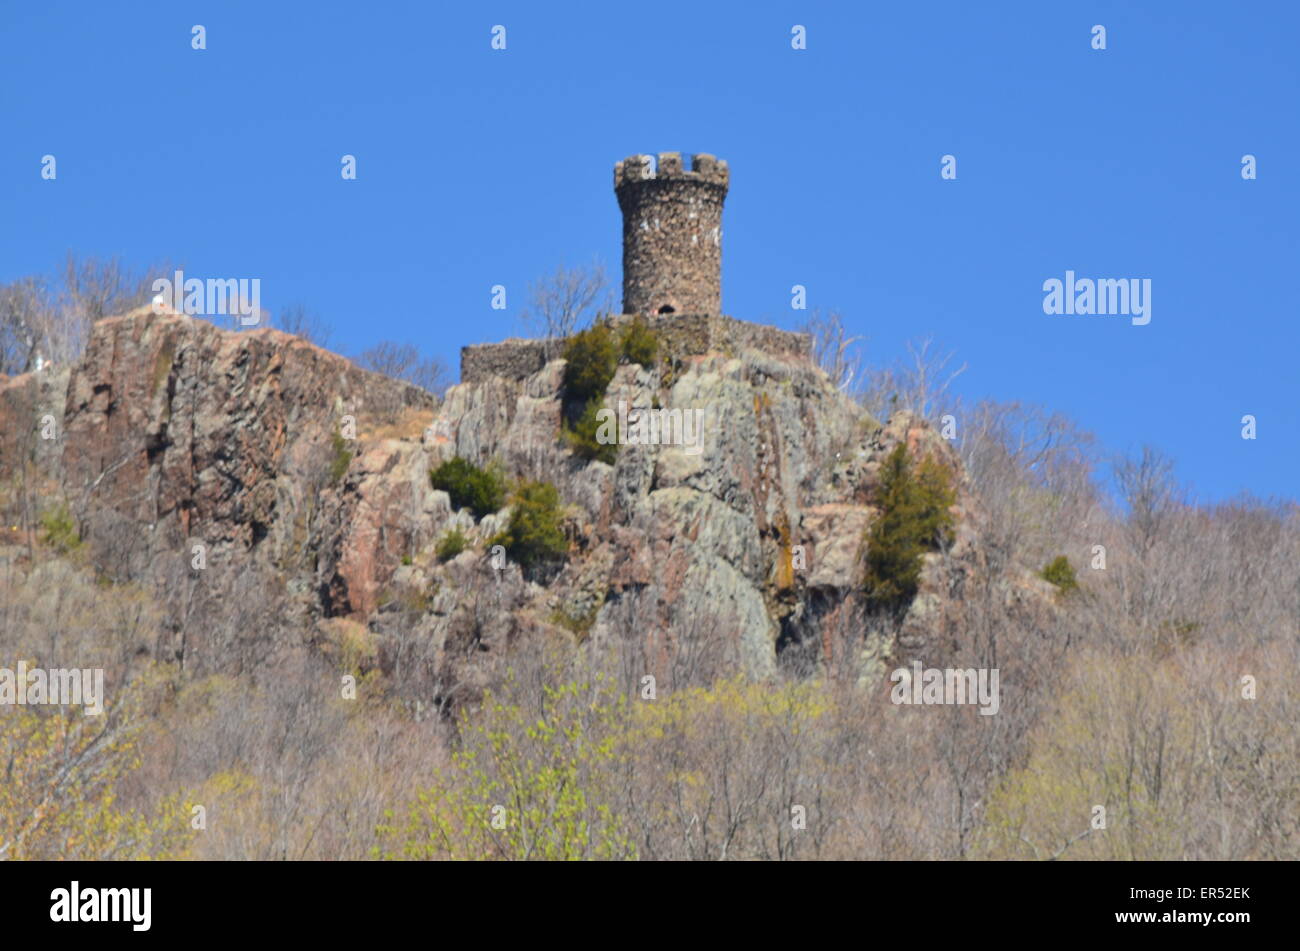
[{"left": 614, "top": 151, "right": 729, "bottom": 317}]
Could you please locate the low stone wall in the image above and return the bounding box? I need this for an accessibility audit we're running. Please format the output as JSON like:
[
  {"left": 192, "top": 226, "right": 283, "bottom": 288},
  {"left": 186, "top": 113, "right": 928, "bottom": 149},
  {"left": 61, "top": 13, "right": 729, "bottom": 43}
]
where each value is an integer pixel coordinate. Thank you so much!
[
  {"left": 606, "top": 313, "right": 811, "bottom": 362},
  {"left": 459, "top": 338, "right": 548, "bottom": 384},
  {"left": 460, "top": 316, "right": 812, "bottom": 384}
]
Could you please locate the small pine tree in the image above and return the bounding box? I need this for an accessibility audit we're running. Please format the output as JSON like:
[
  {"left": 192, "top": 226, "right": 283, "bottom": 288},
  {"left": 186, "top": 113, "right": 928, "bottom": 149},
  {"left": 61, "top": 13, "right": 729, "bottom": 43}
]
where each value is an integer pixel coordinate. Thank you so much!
[
  {"left": 564, "top": 398, "right": 617, "bottom": 464},
  {"left": 862, "top": 444, "right": 956, "bottom": 617},
  {"left": 329, "top": 431, "right": 353, "bottom": 484},
  {"left": 619, "top": 317, "right": 659, "bottom": 369},
  {"left": 562, "top": 324, "right": 619, "bottom": 403},
  {"left": 1040, "top": 555, "right": 1079, "bottom": 593},
  {"left": 491, "top": 480, "right": 568, "bottom": 572},
  {"left": 39, "top": 503, "right": 82, "bottom": 555}
]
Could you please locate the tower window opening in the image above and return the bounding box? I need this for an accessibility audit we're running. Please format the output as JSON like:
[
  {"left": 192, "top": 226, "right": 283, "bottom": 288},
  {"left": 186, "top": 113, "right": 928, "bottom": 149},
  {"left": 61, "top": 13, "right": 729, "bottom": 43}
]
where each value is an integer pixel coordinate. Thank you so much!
[{"left": 657, "top": 305, "right": 676, "bottom": 315}]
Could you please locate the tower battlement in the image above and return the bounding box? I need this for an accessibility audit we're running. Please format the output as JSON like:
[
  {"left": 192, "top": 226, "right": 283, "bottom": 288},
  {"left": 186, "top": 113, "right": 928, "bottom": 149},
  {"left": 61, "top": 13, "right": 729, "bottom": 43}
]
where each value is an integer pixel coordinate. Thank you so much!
[
  {"left": 614, "top": 151, "right": 729, "bottom": 317},
  {"left": 613, "top": 152, "right": 730, "bottom": 189}
]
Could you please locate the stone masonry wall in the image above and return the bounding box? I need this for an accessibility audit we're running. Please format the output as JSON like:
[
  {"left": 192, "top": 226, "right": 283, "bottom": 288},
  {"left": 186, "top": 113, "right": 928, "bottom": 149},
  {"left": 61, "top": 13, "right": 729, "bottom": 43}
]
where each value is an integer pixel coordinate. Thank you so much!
[
  {"left": 459, "top": 315, "right": 811, "bottom": 384},
  {"left": 460, "top": 338, "right": 548, "bottom": 384},
  {"left": 615, "top": 152, "right": 729, "bottom": 317}
]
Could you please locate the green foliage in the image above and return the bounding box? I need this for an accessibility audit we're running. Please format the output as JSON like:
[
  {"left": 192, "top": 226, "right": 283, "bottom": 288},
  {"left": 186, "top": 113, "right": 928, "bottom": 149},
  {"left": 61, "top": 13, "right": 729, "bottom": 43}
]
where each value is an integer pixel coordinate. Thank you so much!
[
  {"left": 39, "top": 503, "right": 81, "bottom": 554},
  {"left": 429, "top": 457, "right": 507, "bottom": 520},
  {"left": 0, "top": 664, "right": 197, "bottom": 859},
  {"left": 329, "top": 431, "right": 353, "bottom": 484},
  {"left": 435, "top": 527, "right": 469, "bottom": 562},
  {"left": 376, "top": 676, "right": 637, "bottom": 861},
  {"left": 619, "top": 316, "right": 659, "bottom": 369},
  {"left": 562, "top": 324, "right": 619, "bottom": 403},
  {"left": 375, "top": 671, "right": 830, "bottom": 861},
  {"left": 629, "top": 676, "right": 829, "bottom": 746},
  {"left": 971, "top": 652, "right": 1188, "bottom": 860},
  {"left": 489, "top": 480, "right": 568, "bottom": 571},
  {"left": 559, "top": 320, "right": 658, "bottom": 452},
  {"left": 1040, "top": 555, "right": 1079, "bottom": 592},
  {"left": 564, "top": 398, "right": 617, "bottom": 464},
  {"left": 862, "top": 444, "right": 956, "bottom": 617}
]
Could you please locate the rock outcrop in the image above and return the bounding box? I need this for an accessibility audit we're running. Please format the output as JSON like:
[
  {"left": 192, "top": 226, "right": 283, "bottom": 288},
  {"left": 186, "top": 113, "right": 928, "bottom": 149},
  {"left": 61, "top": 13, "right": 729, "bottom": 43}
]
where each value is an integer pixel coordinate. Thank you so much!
[{"left": 0, "top": 307, "right": 1002, "bottom": 703}]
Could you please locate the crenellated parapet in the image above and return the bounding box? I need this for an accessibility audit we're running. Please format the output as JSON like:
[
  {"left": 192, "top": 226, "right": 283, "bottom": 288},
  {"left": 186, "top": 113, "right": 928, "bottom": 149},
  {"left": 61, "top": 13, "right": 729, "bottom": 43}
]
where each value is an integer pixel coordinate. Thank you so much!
[{"left": 613, "top": 152, "right": 730, "bottom": 190}]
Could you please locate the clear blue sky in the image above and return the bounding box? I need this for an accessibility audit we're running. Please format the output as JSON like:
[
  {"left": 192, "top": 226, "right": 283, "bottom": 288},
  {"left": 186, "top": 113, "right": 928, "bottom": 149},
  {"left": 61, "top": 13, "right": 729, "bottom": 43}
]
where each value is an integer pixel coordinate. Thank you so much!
[{"left": 3, "top": 1, "right": 1297, "bottom": 502}]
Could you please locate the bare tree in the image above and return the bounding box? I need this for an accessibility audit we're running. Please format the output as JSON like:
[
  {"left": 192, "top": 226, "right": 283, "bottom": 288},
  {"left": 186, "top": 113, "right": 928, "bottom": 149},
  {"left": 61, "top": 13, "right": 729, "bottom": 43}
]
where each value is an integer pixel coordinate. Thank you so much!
[
  {"left": 955, "top": 399, "right": 1101, "bottom": 575},
  {"left": 59, "top": 252, "right": 161, "bottom": 324},
  {"left": 1, "top": 255, "right": 170, "bottom": 373},
  {"left": 860, "top": 336, "right": 967, "bottom": 423},
  {"left": 1114, "top": 444, "right": 1179, "bottom": 555},
  {"left": 520, "top": 261, "right": 611, "bottom": 353},
  {"left": 800, "top": 309, "right": 863, "bottom": 393},
  {"left": 272, "top": 303, "right": 333, "bottom": 348},
  {"left": 0, "top": 277, "right": 52, "bottom": 374},
  {"left": 354, "top": 340, "right": 450, "bottom": 395}
]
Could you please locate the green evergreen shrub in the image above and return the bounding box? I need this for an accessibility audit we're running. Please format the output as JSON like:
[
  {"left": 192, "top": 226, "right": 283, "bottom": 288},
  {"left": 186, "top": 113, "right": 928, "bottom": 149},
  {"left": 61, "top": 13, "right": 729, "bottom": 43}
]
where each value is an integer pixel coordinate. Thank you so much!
[
  {"left": 430, "top": 457, "right": 507, "bottom": 520},
  {"left": 564, "top": 398, "right": 617, "bottom": 464},
  {"left": 562, "top": 324, "right": 619, "bottom": 403},
  {"left": 1040, "top": 555, "right": 1079, "bottom": 592},
  {"left": 619, "top": 317, "right": 659, "bottom": 369},
  {"left": 490, "top": 480, "right": 568, "bottom": 571},
  {"left": 862, "top": 444, "right": 956, "bottom": 617},
  {"left": 39, "top": 503, "right": 82, "bottom": 555}
]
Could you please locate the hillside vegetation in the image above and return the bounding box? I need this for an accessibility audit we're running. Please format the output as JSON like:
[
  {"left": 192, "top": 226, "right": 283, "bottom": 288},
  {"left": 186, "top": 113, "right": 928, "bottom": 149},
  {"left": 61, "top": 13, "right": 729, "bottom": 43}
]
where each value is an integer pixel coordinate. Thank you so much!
[{"left": 0, "top": 283, "right": 1295, "bottom": 860}]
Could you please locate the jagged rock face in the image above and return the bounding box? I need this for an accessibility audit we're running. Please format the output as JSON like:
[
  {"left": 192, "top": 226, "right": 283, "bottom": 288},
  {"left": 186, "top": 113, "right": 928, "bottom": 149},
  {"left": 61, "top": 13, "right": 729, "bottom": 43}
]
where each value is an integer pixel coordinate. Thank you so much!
[
  {"left": 428, "top": 327, "right": 983, "bottom": 686},
  {"left": 1, "top": 310, "right": 436, "bottom": 670},
  {"left": 0, "top": 308, "right": 988, "bottom": 696},
  {"left": 0, "top": 365, "right": 69, "bottom": 477}
]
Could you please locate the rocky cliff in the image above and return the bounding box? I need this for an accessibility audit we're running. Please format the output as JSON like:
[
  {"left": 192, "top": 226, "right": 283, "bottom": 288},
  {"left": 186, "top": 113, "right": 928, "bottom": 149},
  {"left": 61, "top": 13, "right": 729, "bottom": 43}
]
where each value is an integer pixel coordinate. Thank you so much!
[{"left": 0, "top": 308, "right": 1000, "bottom": 703}]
